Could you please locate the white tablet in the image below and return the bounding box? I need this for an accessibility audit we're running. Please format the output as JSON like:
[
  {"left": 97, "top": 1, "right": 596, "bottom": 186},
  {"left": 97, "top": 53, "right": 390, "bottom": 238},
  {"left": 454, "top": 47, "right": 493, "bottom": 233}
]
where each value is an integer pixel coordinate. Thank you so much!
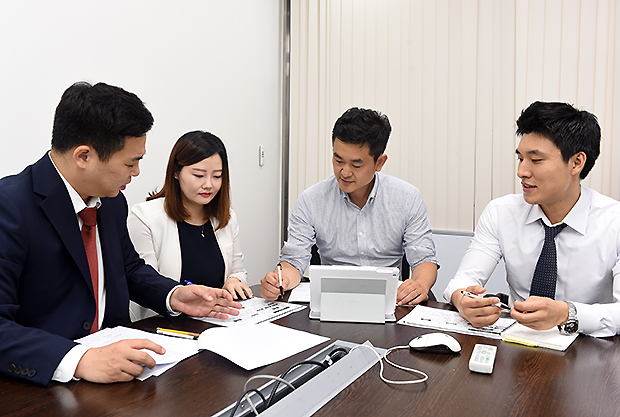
[{"left": 308, "top": 265, "right": 399, "bottom": 323}]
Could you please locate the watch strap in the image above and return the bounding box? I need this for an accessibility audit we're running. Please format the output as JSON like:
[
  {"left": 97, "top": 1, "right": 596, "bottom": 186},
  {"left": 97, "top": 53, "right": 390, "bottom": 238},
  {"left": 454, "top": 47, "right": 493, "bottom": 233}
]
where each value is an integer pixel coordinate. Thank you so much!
[{"left": 558, "top": 301, "right": 578, "bottom": 335}]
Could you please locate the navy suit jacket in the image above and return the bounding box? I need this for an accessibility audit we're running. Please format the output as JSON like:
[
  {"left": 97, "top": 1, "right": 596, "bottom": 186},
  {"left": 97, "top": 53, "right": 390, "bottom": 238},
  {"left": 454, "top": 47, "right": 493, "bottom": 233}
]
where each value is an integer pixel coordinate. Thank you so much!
[{"left": 0, "top": 154, "right": 179, "bottom": 386}]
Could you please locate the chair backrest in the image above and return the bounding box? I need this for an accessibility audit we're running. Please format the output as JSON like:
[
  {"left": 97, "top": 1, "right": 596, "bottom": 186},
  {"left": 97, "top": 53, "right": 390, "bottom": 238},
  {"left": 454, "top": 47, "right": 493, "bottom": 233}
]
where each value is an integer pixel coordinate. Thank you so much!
[{"left": 432, "top": 230, "right": 509, "bottom": 301}]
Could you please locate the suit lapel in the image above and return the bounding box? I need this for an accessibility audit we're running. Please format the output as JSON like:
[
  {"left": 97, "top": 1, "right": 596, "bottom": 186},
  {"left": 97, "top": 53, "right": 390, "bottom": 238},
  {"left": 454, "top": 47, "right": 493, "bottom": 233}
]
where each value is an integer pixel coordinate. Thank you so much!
[{"left": 32, "top": 155, "right": 94, "bottom": 293}]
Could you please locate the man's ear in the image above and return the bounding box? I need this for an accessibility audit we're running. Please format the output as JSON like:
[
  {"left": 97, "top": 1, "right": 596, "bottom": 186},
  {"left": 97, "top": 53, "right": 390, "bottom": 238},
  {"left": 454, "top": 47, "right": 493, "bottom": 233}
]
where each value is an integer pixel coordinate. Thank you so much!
[
  {"left": 72, "top": 145, "right": 93, "bottom": 169},
  {"left": 570, "top": 151, "right": 586, "bottom": 177},
  {"left": 375, "top": 154, "right": 388, "bottom": 172}
]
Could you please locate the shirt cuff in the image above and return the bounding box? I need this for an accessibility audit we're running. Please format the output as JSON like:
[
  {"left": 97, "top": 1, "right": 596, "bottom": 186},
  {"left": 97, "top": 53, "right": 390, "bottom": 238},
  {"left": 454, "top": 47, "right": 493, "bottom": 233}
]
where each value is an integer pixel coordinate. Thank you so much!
[
  {"left": 166, "top": 285, "right": 184, "bottom": 316},
  {"left": 443, "top": 277, "right": 478, "bottom": 303},
  {"left": 53, "top": 344, "right": 89, "bottom": 383},
  {"left": 573, "top": 302, "right": 617, "bottom": 337}
]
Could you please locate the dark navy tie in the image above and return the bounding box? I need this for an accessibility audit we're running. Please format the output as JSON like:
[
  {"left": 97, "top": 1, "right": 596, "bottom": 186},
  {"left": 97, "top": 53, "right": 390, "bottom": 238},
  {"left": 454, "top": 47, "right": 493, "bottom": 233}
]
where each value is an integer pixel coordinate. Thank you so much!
[{"left": 529, "top": 221, "right": 567, "bottom": 299}]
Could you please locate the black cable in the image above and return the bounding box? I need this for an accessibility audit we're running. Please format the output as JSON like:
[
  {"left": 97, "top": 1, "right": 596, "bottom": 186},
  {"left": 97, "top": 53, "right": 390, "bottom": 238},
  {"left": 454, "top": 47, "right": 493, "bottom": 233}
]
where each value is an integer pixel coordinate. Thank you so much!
[
  {"left": 229, "top": 388, "right": 267, "bottom": 417},
  {"left": 263, "top": 348, "right": 349, "bottom": 408},
  {"left": 264, "top": 360, "right": 328, "bottom": 408},
  {"left": 323, "top": 348, "right": 348, "bottom": 365}
]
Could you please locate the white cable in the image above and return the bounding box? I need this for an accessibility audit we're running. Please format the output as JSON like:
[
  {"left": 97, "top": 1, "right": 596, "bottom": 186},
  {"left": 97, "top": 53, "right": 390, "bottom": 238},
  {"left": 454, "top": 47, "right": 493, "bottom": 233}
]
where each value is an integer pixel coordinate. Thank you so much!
[
  {"left": 350, "top": 344, "right": 429, "bottom": 385},
  {"left": 241, "top": 374, "right": 297, "bottom": 415},
  {"left": 243, "top": 374, "right": 296, "bottom": 392}
]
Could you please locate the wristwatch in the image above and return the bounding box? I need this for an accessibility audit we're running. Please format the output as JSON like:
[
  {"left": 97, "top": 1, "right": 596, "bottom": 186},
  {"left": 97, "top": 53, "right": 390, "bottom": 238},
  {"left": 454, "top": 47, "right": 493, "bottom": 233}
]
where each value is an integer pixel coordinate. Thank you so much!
[{"left": 558, "top": 301, "right": 579, "bottom": 335}]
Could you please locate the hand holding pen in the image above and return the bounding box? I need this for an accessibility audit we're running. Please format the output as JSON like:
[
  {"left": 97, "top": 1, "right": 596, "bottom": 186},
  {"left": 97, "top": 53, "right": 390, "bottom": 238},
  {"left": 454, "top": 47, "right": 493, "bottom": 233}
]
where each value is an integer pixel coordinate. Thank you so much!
[
  {"left": 259, "top": 262, "right": 294, "bottom": 301},
  {"left": 460, "top": 290, "right": 510, "bottom": 310},
  {"left": 277, "top": 262, "right": 284, "bottom": 299},
  {"left": 454, "top": 286, "right": 508, "bottom": 328}
]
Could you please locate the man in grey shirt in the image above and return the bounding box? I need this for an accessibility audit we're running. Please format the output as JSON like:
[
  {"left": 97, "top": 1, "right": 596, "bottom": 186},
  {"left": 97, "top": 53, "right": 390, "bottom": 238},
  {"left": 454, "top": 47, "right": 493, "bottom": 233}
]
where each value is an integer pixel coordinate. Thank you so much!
[{"left": 261, "top": 107, "right": 438, "bottom": 305}]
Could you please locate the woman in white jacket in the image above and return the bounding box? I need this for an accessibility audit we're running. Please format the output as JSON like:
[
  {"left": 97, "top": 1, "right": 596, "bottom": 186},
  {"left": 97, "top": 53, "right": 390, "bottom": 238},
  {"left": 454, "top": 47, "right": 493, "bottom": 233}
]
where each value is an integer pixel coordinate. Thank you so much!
[{"left": 128, "top": 131, "right": 250, "bottom": 320}]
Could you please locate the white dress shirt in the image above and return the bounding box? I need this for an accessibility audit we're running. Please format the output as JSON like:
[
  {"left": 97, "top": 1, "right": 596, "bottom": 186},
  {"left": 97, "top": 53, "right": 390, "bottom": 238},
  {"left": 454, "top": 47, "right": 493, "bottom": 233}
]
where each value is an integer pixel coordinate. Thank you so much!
[{"left": 443, "top": 186, "right": 620, "bottom": 337}]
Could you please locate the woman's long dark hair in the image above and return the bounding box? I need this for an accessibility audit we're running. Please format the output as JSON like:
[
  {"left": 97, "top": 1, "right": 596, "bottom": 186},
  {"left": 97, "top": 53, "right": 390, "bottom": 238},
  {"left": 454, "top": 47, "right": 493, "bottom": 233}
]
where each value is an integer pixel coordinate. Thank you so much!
[{"left": 148, "top": 131, "right": 231, "bottom": 230}]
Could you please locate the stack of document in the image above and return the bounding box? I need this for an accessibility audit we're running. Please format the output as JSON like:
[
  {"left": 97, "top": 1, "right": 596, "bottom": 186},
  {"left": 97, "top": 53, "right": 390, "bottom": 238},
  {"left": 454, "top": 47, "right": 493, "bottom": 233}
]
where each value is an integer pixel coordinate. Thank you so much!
[
  {"left": 76, "top": 322, "right": 330, "bottom": 378},
  {"left": 501, "top": 323, "right": 578, "bottom": 351}
]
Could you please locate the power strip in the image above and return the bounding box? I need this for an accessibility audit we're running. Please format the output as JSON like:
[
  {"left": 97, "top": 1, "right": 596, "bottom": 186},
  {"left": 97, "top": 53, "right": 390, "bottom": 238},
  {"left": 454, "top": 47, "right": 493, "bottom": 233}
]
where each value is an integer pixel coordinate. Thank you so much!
[{"left": 214, "top": 341, "right": 356, "bottom": 417}]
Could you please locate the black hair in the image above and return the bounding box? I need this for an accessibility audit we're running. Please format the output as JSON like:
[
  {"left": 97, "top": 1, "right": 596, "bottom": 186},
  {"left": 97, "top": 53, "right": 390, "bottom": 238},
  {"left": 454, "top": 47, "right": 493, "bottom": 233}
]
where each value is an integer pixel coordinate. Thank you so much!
[
  {"left": 51, "top": 81, "right": 154, "bottom": 162},
  {"left": 516, "top": 101, "right": 600, "bottom": 179},
  {"left": 331, "top": 107, "right": 391, "bottom": 161}
]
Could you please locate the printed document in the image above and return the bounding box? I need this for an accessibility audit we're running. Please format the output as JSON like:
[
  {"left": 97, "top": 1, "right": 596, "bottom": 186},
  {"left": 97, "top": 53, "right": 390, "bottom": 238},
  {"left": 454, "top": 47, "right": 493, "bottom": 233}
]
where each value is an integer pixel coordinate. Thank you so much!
[
  {"left": 193, "top": 297, "right": 306, "bottom": 327},
  {"left": 398, "top": 305, "right": 515, "bottom": 339}
]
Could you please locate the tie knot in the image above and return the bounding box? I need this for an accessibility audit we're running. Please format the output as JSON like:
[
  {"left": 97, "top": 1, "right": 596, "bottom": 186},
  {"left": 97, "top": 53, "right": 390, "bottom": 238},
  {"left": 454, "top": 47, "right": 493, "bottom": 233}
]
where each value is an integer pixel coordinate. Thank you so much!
[
  {"left": 79, "top": 207, "right": 97, "bottom": 227},
  {"left": 542, "top": 221, "right": 567, "bottom": 240}
]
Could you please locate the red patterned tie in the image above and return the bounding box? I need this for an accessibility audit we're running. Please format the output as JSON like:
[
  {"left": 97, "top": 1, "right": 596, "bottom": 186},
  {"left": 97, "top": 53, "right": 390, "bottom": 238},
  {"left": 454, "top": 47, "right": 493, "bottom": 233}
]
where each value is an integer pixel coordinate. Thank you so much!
[{"left": 79, "top": 207, "right": 99, "bottom": 333}]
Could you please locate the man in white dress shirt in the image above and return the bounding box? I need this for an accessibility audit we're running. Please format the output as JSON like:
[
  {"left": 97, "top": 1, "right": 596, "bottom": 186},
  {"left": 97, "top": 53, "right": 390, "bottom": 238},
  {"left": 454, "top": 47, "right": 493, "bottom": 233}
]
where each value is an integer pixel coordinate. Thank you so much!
[{"left": 445, "top": 101, "right": 620, "bottom": 337}]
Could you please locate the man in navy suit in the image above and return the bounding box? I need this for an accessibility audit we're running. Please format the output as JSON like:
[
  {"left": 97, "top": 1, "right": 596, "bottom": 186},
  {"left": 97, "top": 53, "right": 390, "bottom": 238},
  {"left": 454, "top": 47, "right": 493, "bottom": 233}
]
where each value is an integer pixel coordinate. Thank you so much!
[{"left": 0, "top": 82, "right": 241, "bottom": 386}]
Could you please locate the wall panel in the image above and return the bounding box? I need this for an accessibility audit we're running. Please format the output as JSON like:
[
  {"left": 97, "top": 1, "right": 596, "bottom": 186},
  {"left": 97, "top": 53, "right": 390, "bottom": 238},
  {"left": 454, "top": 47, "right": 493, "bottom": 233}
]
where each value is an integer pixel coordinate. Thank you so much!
[{"left": 290, "top": 0, "right": 620, "bottom": 232}]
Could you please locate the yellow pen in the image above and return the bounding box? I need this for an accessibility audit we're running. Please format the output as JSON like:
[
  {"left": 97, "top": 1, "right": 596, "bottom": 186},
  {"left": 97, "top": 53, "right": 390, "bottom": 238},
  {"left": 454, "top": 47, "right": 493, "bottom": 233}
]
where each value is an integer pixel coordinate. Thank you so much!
[{"left": 145, "top": 327, "right": 200, "bottom": 340}]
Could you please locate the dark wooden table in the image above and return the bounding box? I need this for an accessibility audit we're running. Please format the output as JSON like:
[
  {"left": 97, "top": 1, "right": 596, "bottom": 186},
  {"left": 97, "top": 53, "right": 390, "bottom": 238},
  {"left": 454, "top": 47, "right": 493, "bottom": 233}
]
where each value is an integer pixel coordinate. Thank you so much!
[{"left": 1, "top": 297, "right": 619, "bottom": 417}]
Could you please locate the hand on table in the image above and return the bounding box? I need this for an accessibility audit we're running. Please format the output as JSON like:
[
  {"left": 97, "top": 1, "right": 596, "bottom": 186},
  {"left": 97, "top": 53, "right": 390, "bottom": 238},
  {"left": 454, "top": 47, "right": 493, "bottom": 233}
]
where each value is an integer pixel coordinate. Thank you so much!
[
  {"left": 397, "top": 279, "right": 429, "bottom": 306},
  {"left": 74, "top": 339, "right": 164, "bottom": 383}
]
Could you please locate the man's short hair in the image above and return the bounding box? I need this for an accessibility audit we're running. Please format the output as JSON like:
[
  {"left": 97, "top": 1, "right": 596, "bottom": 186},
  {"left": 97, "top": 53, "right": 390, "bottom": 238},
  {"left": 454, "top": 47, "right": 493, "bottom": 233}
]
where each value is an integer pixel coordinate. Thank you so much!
[
  {"left": 332, "top": 107, "right": 391, "bottom": 161},
  {"left": 51, "top": 82, "right": 154, "bottom": 162},
  {"left": 516, "top": 101, "right": 601, "bottom": 179}
]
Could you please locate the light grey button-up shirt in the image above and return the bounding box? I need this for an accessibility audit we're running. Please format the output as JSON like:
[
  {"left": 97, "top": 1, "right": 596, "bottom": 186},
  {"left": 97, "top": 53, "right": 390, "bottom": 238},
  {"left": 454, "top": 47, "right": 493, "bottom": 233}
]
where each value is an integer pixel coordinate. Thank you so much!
[{"left": 280, "top": 173, "right": 438, "bottom": 277}]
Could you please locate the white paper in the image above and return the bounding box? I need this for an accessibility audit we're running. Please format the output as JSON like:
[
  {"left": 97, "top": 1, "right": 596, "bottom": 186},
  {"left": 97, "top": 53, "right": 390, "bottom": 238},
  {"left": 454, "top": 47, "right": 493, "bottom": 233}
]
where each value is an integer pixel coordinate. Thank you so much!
[
  {"left": 75, "top": 326, "right": 200, "bottom": 380},
  {"left": 501, "top": 323, "right": 578, "bottom": 351},
  {"left": 198, "top": 322, "right": 329, "bottom": 370},
  {"left": 398, "top": 305, "right": 516, "bottom": 339},
  {"left": 192, "top": 297, "right": 306, "bottom": 327},
  {"left": 288, "top": 282, "right": 311, "bottom": 303}
]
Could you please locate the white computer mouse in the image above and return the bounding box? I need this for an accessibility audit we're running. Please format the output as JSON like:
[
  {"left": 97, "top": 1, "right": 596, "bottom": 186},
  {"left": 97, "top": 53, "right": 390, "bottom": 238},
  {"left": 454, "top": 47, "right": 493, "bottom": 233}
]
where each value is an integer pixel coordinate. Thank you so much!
[{"left": 409, "top": 332, "right": 461, "bottom": 354}]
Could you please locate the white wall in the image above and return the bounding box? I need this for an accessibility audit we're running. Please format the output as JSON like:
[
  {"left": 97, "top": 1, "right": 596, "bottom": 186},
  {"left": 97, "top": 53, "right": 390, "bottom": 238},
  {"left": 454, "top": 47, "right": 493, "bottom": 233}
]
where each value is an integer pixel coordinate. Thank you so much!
[{"left": 0, "top": 0, "right": 283, "bottom": 285}]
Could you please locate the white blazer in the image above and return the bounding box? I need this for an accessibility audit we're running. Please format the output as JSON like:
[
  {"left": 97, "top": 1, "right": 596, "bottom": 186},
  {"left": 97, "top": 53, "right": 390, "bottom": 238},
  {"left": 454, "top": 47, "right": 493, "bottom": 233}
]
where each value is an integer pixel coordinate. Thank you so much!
[{"left": 127, "top": 198, "right": 247, "bottom": 320}]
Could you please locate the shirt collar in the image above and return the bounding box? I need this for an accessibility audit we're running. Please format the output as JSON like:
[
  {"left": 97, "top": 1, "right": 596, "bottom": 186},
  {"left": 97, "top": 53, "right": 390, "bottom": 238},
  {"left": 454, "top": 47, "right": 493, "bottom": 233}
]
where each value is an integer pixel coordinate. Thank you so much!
[
  {"left": 341, "top": 172, "right": 380, "bottom": 208},
  {"left": 48, "top": 152, "right": 101, "bottom": 214},
  {"left": 524, "top": 186, "right": 588, "bottom": 235}
]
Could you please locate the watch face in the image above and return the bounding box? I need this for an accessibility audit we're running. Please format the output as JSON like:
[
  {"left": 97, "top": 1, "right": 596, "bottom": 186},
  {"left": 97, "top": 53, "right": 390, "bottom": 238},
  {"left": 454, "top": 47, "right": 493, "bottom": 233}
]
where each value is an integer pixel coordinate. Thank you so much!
[{"left": 564, "top": 321, "right": 579, "bottom": 334}]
